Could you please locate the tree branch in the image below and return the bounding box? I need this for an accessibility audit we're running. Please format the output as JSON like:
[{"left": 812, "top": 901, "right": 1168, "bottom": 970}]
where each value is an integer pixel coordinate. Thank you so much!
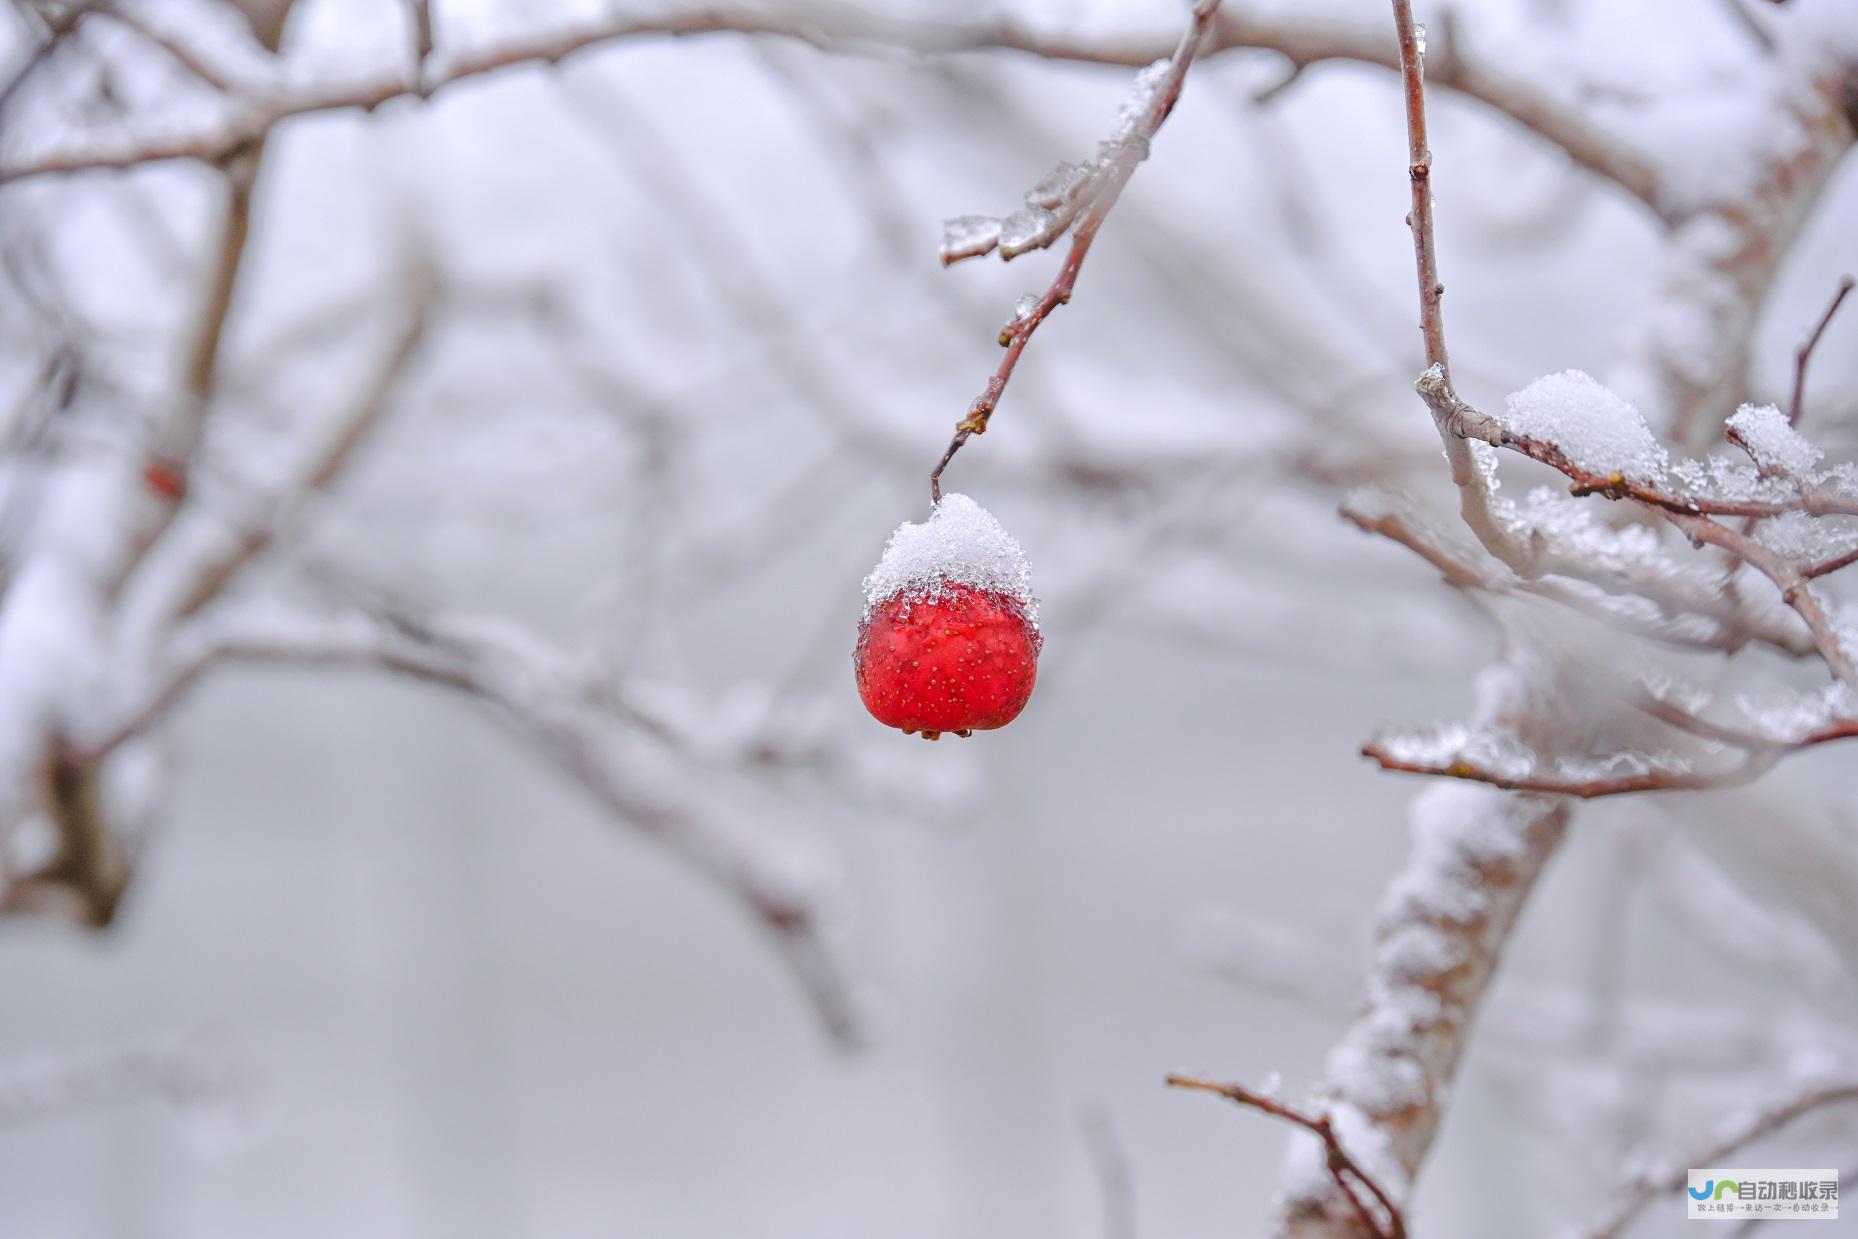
[
  {"left": 929, "top": 0, "right": 1221, "bottom": 502},
  {"left": 0, "top": 3, "right": 1660, "bottom": 213}
]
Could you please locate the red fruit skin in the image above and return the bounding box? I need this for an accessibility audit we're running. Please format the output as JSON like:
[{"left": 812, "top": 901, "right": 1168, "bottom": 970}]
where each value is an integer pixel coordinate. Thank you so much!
[{"left": 856, "top": 583, "right": 1040, "bottom": 735}]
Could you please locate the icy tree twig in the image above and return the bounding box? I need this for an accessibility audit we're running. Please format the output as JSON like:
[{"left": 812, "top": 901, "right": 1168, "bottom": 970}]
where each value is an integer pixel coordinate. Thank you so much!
[
  {"left": 927, "top": 0, "right": 1221, "bottom": 503},
  {"left": 1168, "top": 1075, "right": 1406, "bottom": 1239},
  {"left": 1572, "top": 1078, "right": 1858, "bottom": 1239}
]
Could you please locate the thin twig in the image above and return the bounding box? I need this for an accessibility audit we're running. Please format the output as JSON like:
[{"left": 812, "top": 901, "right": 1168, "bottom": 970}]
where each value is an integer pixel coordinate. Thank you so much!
[
  {"left": 1666, "top": 511, "right": 1857, "bottom": 686},
  {"left": 1167, "top": 1075, "right": 1406, "bottom": 1239},
  {"left": 1789, "top": 274, "right": 1854, "bottom": 426},
  {"left": 1394, "top": 0, "right": 1447, "bottom": 384},
  {"left": 1575, "top": 1079, "right": 1858, "bottom": 1239},
  {"left": 1716, "top": 0, "right": 1777, "bottom": 54},
  {"left": 928, "top": 0, "right": 1221, "bottom": 503},
  {"left": 402, "top": 0, "right": 433, "bottom": 86}
]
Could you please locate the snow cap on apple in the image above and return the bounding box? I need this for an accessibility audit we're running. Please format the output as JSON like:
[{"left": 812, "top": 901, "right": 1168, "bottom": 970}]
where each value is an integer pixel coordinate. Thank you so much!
[{"left": 855, "top": 493, "right": 1041, "bottom": 740}]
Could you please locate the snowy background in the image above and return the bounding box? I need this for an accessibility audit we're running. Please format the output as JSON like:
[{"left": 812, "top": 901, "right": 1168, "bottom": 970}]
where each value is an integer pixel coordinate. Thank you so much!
[{"left": 1, "top": 0, "right": 1856, "bottom": 1236}]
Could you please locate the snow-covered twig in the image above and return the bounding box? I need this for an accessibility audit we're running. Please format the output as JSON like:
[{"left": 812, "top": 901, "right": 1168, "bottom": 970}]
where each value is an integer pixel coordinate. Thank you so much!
[
  {"left": 927, "top": 0, "right": 1221, "bottom": 503},
  {"left": 1272, "top": 778, "right": 1569, "bottom": 1236}
]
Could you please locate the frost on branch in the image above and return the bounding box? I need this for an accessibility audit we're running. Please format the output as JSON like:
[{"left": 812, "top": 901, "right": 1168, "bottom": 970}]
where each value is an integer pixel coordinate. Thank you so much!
[{"left": 860, "top": 493, "right": 1038, "bottom": 625}]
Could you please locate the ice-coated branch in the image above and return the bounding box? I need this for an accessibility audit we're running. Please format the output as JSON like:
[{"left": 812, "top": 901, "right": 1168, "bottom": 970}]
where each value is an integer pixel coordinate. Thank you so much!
[
  {"left": 1571, "top": 1077, "right": 1858, "bottom": 1239},
  {"left": 927, "top": 0, "right": 1221, "bottom": 503},
  {"left": 1167, "top": 1075, "right": 1406, "bottom": 1239}
]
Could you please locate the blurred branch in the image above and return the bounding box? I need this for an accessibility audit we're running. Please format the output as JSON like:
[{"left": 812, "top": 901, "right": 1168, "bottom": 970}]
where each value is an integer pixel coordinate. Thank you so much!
[
  {"left": 1080, "top": 1107, "right": 1137, "bottom": 1239},
  {"left": 95, "top": 2, "right": 241, "bottom": 93},
  {"left": 156, "top": 276, "right": 436, "bottom": 624},
  {"left": 1789, "top": 275, "right": 1854, "bottom": 426},
  {"left": 84, "top": 596, "right": 867, "bottom": 1046},
  {"left": 1716, "top": 0, "right": 1778, "bottom": 54},
  {"left": 110, "top": 137, "right": 269, "bottom": 596},
  {"left": 1572, "top": 1078, "right": 1858, "bottom": 1239},
  {"left": 0, "top": 1, "right": 1659, "bottom": 214},
  {"left": 1664, "top": 511, "right": 1856, "bottom": 686}
]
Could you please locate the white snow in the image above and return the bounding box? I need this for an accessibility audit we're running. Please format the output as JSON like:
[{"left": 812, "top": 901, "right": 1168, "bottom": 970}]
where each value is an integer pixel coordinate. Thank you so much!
[
  {"left": 1727, "top": 402, "right": 1822, "bottom": 476},
  {"left": 1500, "top": 370, "right": 1670, "bottom": 481},
  {"left": 1754, "top": 511, "right": 1857, "bottom": 562},
  {"left": 860, "top": 493, "right": 1038, "bottom": 625}
]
